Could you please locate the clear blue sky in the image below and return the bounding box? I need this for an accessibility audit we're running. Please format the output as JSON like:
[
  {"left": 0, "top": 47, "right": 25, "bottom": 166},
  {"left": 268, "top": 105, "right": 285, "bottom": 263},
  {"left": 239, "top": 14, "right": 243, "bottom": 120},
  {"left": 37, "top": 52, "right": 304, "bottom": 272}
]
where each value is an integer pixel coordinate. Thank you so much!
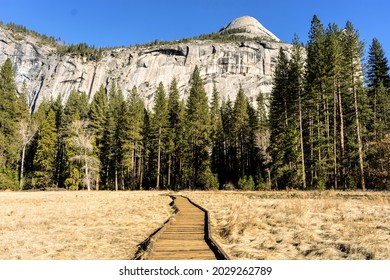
[{"left": 1, "top": 0, "right": 390, "bottom": 59}]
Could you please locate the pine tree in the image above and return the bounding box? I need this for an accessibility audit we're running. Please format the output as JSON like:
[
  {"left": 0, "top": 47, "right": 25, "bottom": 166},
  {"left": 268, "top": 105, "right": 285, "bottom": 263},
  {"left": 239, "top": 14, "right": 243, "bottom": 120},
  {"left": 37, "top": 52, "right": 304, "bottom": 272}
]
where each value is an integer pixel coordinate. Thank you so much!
[
  {"left": 367, "top": 38, "right": 390, "bottom": 89},
  {"left": 141, "top": 108, "right": 152, "bottom": 189},
  {"left": 340, "top": 21, "right": 367, "bottom": 190},
  {"left": 233, "top": 86, "right": 249, "bottom": 181},
  {"left": 305, "top": 15, "right": 330, "bottom": 189},
  {"left": 89, "top": 84, "right": 108, "bottom": 140},
  {"left": 167, "top": 78, "right": 181, "bottom": 189},
  {"left": 186, "top": 66, "right": 211, "bottom": 189},
  {"left": 33, "top": 109, "right": 57, "bottom": 188},
  {"left": 100, "top": 108, "right": 115, "bottom": 189},
  {"left": 174, "top": 100, "right": 188, "bottom": 188},
  {"left": 210, "top": 84, "right": 223, "bottom": 187},
  {"left": 0, "top": 59, "right": 18, "bottom": 169},
  {"left": 366, "top": 38, "right": 390, "bottom": 139},
  {"left": 269, "top": 48, "right": 294, "bottom": 188},
  {"left": 288, "top": 34, "right": 307, "bottom": 189},
  {"left": 220, "top": 97, "right": 235, "bottom": 185},
  {"left": 0, "top": 58, "right": 19, "bottom": 188},
  {"left": 122, "top": 86, "right": 145, "bottom": 189},
  {"left": 63, "top": 90, "right": 89, "bottom": 126},
  {"left": 107, "top": 82, "right": 125, "bottom": 191},
  {"left": 152, "top": 82, "right": 168, "bottom": 189},
  {"left": 89, "top": 84, "right": 108, "bottom": 190}
]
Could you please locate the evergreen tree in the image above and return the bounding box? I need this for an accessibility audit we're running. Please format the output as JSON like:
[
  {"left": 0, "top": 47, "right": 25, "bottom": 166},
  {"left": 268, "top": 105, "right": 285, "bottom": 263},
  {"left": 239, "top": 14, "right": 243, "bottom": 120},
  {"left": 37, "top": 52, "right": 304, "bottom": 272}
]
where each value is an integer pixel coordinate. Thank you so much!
[
  {"left": 220, "top": 97, "right": 235, "bottom": 185},
  {"left": 324, "top": 23, "right": 344, "bottom": 189},
  {"left": 210, "top": 84, "right": 224, "bottom": 187},
  {"left": 233, "top": 86, "right": 249, "bottom": 181},
  {"left": 0, "top": 58, "right": 19, "bottom": 188},
  {"left": 122, "top": 86, "right": 145, "bottom": 189},
  {"left": 89, "top": 84, "right": 108, "bottom": 140},
  {"left": 186, "top": 66, "right": 211, "bottom": 189},
  {"left": 288, "top": 35, "right": 307, "bottom": 189},
  {"left": 367, "top": 38, "right": 390, "bottom": 89},
  {"left": 167, "top": 78, "right": 181, "bottom": 189},
  {"left": 340, "top": 21, "right": 368, "bottom": 190},
  {"left": 305, "top": 15, "right": 330, "bottom": 189},
  {"left": 89, "top": 84, "right": 108, "bottom": 190},
  {"left": 366, "top": 38, "right": 390, "bottom": 139},
  {"left": 269, "top": 48, "right": 295, "bottom": 188},
  {"left": 152, "top": 82, "right": 169, "bottom": 189},
  {"left": 107, "top": 82, "right": 125, "bottom": 190},
  {"left": 174, "top": 100, "right": 188, "bottom": 188},
  {"left": 33, "top": 109, "right": 57, "bottom": 188},
  {"left": 63, "top": 90, "right": 89, "bottom": 127},
  {"left": 141, "top": 108, "right": 152, "bottom": 189},
  {"left": 100, "top": 108, "right": 115, "bottom": 189}
]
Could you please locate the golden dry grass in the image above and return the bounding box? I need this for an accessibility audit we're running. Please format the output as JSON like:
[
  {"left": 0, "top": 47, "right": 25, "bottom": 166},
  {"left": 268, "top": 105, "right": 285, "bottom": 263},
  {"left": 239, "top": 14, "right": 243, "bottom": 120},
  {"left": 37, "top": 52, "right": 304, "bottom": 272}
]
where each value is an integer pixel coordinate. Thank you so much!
[
  {"left": 0, "top": 191, "right": 173, "bottom": 260},
  {"left": 183, "top": 191, "right": 390, "bottom": 260}
]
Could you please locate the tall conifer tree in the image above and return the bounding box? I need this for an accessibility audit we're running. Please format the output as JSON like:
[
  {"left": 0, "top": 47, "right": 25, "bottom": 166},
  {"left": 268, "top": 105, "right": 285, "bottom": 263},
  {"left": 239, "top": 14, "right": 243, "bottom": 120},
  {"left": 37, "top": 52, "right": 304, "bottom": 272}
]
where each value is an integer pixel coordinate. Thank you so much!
[
  {"left": 33, "top": 109, "right": 57, "bottom": 188},
  {"left": 152, "top": 82, "right": 168, "bottom": 189},
  {"left": 186, "top": 66, "right": 211, "bottom": 189}
]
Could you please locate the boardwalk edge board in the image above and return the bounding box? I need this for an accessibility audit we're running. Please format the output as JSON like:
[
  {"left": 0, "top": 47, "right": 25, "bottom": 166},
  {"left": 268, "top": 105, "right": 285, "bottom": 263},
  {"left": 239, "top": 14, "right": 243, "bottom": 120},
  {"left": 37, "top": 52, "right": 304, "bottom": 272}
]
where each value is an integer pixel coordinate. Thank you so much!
[
  {"left": 132, "top": 196, "right": 178, "bottom": 260},
  {"left": 182, "top": 195, "right": 230, "bottom": 260}
]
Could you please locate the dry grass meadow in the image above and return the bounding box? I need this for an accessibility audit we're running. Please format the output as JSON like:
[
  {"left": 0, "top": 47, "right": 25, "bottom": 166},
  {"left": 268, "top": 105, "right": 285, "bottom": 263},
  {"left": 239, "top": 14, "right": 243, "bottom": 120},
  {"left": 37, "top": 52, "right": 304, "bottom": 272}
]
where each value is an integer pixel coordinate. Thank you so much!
[
  {"left": 1, "top": 190, "right": 389, "bottom": 260},
  {"left": 183, "top": 191, "right": 390, "bottom": 260},
  {"left": 0, "top": 191, "right": 173, "bottom": 260}
]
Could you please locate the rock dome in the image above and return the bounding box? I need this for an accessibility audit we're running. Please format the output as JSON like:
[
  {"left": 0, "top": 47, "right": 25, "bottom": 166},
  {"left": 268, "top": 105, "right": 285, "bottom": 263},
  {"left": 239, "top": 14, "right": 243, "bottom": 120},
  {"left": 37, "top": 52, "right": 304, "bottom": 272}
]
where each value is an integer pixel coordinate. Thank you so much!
[{"left": 219, "top": 16, "right": 280, "bottom": 42}]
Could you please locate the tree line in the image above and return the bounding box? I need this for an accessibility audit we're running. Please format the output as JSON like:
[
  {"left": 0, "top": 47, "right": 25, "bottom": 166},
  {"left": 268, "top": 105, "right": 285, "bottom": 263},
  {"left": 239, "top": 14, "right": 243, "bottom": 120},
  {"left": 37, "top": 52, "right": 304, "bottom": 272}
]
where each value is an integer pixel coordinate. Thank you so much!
[
  {"left": 0, "top": 15, "right": 389, "bottom": 191},
  {"left": 269, "top": 16, "right": 390, "bottom": 190}
]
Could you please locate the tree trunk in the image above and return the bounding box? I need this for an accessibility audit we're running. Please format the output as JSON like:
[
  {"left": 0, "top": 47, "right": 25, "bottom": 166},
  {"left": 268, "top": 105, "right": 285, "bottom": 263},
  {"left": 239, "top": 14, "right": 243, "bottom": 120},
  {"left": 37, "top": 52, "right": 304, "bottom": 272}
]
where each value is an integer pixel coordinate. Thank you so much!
[
  {"left": 139, "top": 147, "right": 143, "bottom": 190},
  {"left": 325, "top": 93, "right": 331, "bottom": 184},
  {"left": 96, "top": 174, "right": 99, "bottom": 191},
  {"left": 309, "top": 116, "right": 314, "bottom": 187},
  {"left": 115, "top": 166, "right": 118, "bottom": 191},
  {"left": 121, "top": 167, "right": 125, "bottom": 190},
  {"left": 167, "top": 154, "right": 171, "bottom": 187},
  {"left": 353, "top": 83, "right": 366, "bottom": 191},
  {"left": 333, "top": 79, "right": 338, "bottom": 189},
  {"left": 298, "top": 90, "right": 306, "bottom": 189},
  {"left": 19, "top": 144, "right": 26, "bottom": 189},
  {"left": 317, "top": 102, "right": 321, "bottom": 180},
  {"left": 132, "top": 143, "right": 136, "bottom": 187},
  {"left": 85, "top": 150, "right": 90, "bottom": 191},
  {"left": 156, "top": 127, "right": 161, "bottom": 190},
  {"left": 373, "top": 88, "right": 377, "bottom": 140},
  {"left": 338, "top": 85, "right": 346, "bottom": 188}
]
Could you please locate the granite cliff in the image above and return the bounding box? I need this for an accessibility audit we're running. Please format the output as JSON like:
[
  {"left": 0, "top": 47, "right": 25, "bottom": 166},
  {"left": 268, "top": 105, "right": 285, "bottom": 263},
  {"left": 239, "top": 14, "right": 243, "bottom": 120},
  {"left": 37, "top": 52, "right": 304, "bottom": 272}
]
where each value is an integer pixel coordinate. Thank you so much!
[{"left": 0, "top": 16, "right": 290, "bottom": 111}]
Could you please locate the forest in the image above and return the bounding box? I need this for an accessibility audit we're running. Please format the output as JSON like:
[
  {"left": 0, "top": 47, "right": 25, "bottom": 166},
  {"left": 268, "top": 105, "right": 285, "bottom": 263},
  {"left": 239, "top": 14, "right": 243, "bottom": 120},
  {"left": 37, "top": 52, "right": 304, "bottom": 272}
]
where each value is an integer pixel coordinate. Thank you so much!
[{"left": 0, "top": 16, "right": 389, "bottom": 191}]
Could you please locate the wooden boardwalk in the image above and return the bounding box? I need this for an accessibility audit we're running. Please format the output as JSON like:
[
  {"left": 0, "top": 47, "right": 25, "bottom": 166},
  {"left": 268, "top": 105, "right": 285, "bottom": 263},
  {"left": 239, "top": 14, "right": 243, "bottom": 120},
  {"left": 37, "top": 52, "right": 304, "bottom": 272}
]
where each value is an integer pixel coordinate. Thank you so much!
[{"left": 146, "top": 196, "right": 219, "bottom": 260}]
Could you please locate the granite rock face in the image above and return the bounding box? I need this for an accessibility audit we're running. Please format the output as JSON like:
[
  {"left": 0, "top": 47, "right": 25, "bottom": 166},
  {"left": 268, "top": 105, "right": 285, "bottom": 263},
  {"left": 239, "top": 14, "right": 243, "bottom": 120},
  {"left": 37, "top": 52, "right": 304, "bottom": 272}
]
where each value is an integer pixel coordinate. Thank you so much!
[
  {"left": 0, "top": 16, "right": 290, "bottom": 111},
  {"left": 220, "top": 16, "right": 281, "bottom": 42}
]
